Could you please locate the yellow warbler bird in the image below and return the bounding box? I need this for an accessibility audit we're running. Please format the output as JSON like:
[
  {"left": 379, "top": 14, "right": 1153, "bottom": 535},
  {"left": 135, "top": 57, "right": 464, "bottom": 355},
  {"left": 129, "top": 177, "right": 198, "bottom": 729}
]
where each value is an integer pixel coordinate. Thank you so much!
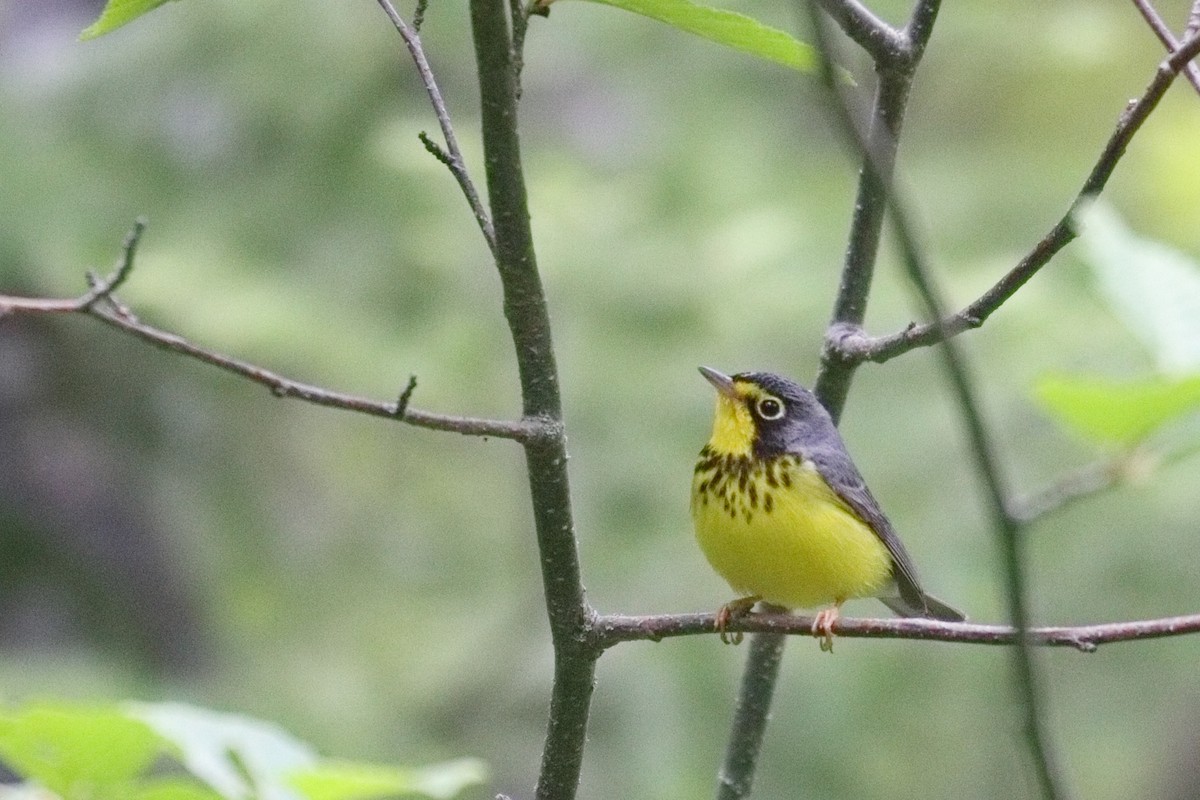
[{"left": 691, "top": 367, "right": 964, "bottom": 649}]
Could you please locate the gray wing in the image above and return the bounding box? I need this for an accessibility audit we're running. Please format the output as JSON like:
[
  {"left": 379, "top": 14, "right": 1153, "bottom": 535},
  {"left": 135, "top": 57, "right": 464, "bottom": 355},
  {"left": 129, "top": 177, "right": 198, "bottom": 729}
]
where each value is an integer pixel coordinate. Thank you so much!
[{"left": 805, "top": 443, "right": 929, "bottom": 614}]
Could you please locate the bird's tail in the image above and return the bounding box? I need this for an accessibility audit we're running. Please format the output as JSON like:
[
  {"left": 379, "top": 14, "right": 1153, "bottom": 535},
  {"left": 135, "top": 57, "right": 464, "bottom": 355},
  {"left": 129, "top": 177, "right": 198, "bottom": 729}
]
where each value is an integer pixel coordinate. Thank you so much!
[{"left": 882, "top": 592, "right": 966, "bottom": 622}]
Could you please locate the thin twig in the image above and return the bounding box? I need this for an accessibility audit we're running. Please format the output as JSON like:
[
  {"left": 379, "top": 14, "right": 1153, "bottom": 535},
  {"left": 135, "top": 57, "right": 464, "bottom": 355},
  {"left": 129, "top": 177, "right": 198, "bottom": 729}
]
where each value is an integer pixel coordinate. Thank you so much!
[
  {"left": 1009, "top": 457, "right": 1130, "bottom": 525},
  {"left": 394, "top": 374, "right": 419, "bottom": 418},
  {"left": 418, "top": 131, "right": 454, "bottom": 167},
  {"left": 1130, "top": 0, "right": 1200, "bottom": 95},
  {"left": 832, "top": 29, "right": 1200, "bottom": 366},
  {"left": 592, "top": 610, "right": 1200, "bottom": 652},
  {"left": 86, "top": 302, "right": 535, "bottom": 439},
  {"left": 0, "top": 219, "right": 146, "bottom": 318},
  {"left": 1, "top": 229, "right": 535, "bottom": 442},
  {"left": 891, "top": 244, "right": 1069, "bottom": 800},
  {"left": 1012, "top": 443, "right": 1200, "bottom": 524},
  {"left": 375, "top": 0, "right": 497, "bottom": 252}
]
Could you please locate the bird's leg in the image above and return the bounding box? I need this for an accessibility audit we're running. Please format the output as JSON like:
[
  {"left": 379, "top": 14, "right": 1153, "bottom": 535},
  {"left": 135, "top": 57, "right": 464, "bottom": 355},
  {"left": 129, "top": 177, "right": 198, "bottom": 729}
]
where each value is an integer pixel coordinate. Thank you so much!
[
  {"left": 812, "top": 601, "right": 843, "bottom": 653},
  {"left": 716, "top": 595, "right": 759, "bottom": 645}
]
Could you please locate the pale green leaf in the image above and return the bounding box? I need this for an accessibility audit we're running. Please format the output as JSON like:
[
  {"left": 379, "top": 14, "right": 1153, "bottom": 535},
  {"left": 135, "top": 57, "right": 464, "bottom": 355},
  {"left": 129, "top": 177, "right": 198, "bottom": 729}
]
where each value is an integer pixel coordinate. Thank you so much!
[
  {"left": 569, "top": 0, "right": 814, "bottom": 71},
  {"left": 129, "top": 703, "right": 317, "bottom": 800},
  {"left": 80, "top": 0, "right": 175, "bottom": 40},
  {"left": 290, "top": 758, "right": 487, "bottom": 800},
  {"left": 0, "top": 704, "right": 164, "bottom": 797},
  {"left": 1076, "top": 201, "right": 1200, "bottom": 374},
  {"left": 131, "top": 778, "right": 226, "bottom": 800},
  {"left": 1034, "top": 372, "right": 1200, "bottom": 445}
]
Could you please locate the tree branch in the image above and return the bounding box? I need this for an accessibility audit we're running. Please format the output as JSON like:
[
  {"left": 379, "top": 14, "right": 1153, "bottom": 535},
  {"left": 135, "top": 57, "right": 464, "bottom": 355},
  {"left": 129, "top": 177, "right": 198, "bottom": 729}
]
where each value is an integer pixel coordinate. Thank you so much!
[
  {"left": 593, "top": 610, "right": 1200, "bottom": 652},
  {"left": 809, "top": 0, "right": 901, "bottom": 63},
  {"left": 1009, "top": 458, "right": 1127, "bottom": 525},
  {"left": 806, "top": 4, "right": 1081, "bottom": 796},
  {"left": 1011, "top": 443, "right": 1199, "bottom": 524},
  {"left": 468, "top": 1, "right": 596, "bottom": 799},
  {"left": 711, "top": 3, "right": 943, "bottom": 799},
  {"left": 375, "top": 0, "right": 497, "bottom": 252},
  {"left": 1130, "top": 0, "right": 1200, "bottom": 96},
  {"left": 832, "top": 28, "right": 1200, "bottom": 365},
  {"left": 0, "top": 226, "right": 535, "bottom": 442},
  {"left": 0, "top": 218, "right": 145, "bottom": 318},
  {"left": 811, "top": 0, "right": 939, "bottom": 414},
  {"left": 715, "top": 607, "right": 787, "bottom": 800},
  {"left": 889, "top": 242, "right": 1069, "bottom": 800}
]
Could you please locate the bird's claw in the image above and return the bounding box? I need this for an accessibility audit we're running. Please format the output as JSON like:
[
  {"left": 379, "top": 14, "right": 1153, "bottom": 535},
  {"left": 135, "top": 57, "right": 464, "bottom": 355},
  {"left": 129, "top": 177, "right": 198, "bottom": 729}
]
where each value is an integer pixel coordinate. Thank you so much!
[
  {"left": 812, "top": 606, "right": 840, "bottom": 653},
  {"left": 716, "top": 596, "right": 759, "bottom": 645}
]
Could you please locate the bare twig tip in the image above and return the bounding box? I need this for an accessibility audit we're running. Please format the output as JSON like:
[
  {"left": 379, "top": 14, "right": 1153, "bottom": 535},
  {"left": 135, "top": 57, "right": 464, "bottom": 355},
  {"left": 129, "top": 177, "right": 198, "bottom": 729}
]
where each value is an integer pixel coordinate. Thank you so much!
[
  {"left": 395, "top": 374, "right": 418, "bottom": 418},
  {"left": 418, "top": 130, "right": 454, "bottom": 168}
]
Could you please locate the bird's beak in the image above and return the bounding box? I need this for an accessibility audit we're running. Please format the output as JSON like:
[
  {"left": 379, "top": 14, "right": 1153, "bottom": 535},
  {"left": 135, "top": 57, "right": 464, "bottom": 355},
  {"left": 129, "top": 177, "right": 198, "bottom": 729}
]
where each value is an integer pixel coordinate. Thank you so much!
[{"left": 698, "top": 366, "right": 738, "bottom": 399}]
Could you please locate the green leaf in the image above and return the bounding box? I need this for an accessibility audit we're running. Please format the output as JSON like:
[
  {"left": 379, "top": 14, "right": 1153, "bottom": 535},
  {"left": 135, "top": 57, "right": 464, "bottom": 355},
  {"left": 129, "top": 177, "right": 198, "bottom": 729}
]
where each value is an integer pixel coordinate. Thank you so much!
[
  {"left": 0, "top": 704, "right": 164, "bottom": 797},
  {"left": 80, "top": 0, "right": 175, "bottom": 40},
  {"left": 129, "top": 702, "right": 318, "bottom": 800},
  {"left": 289, "top": 758, "right": 487, "bottom": 800},
  {"left": 131, "top": 777, "right": 227, "bottom": 800},
  {"left": 1076, "top": 201, "right": 1200, "bottom": 374},
  {"left": 568, "top": 0, "right": 814, "bottom": 71},
  {"left": 1034, "top": 372, "right": 1200, "bottom": 445}
]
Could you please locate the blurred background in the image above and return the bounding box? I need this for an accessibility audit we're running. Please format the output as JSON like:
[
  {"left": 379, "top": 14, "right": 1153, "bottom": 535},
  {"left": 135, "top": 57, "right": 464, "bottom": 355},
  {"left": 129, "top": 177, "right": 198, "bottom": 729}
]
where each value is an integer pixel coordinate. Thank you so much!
[{"left": 1, "top": 0, "right": 1199, "bottom": 797}]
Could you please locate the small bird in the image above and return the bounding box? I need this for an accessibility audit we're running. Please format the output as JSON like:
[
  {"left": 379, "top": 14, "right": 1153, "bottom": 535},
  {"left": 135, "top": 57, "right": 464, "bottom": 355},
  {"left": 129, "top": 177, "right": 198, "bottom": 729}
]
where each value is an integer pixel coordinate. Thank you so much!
[{"left": 691, "top": 367, "right": 964, "bottom": 649}]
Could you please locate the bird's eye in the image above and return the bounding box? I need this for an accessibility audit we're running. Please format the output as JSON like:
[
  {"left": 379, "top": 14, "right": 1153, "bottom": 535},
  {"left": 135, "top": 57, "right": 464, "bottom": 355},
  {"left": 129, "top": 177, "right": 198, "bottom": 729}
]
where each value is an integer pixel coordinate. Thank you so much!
[{"left": 756, "top": 397, "right": 785, "bottom": 420}]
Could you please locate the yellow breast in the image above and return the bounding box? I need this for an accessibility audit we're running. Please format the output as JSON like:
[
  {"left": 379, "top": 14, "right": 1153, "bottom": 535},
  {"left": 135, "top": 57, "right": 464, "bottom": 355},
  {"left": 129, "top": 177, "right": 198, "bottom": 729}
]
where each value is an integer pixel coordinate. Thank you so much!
[{"left": 691, "top": 451, "right": 893, "bottom": 609}]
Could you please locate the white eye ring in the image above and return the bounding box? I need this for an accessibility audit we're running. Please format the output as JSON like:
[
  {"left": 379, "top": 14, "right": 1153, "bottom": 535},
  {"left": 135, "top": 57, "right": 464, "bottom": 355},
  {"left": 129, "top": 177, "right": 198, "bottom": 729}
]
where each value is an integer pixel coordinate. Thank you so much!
[{"left": 756, "top": 397, "right": 785, "bottom": 420}]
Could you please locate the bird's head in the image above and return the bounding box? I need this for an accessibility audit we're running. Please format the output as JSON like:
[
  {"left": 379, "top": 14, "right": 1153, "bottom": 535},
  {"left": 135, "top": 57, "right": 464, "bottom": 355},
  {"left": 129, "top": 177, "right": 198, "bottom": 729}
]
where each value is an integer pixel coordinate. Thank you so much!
[{"left": 698, "top": 366, "right": 828, "bottom": 458}]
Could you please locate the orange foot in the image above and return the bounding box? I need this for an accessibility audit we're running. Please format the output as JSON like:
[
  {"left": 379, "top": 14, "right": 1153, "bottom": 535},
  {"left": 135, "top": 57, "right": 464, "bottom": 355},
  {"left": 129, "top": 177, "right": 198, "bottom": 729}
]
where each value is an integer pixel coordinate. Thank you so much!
[
  {"left": 812, "top": 602, "right": 843, "bottom": 653},
  {"left": 716, "top": 596, "right": 760, "bottom": 645}
]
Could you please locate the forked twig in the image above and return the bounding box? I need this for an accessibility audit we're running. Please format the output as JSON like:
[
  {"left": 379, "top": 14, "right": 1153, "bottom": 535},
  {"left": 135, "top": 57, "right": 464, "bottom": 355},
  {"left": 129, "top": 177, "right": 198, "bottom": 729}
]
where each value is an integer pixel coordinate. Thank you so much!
[
  {"left": 1131, "top": 0, "right": 1200, "bottom": 95},
  {"left": 375, "top": 0, "right": 497, "bottom": 252},
  {"left": 830, "top": 30, "right": 1200, "bottom": 366},
  {"left": 0, "top": 223, "right": 535, "bottom": 442}
]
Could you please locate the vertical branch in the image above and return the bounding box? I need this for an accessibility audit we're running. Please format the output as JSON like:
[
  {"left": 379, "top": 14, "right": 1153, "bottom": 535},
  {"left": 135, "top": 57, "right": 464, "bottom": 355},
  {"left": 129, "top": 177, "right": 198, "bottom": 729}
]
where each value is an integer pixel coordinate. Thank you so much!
[
  {"left": 897, "top": 246, "right": 1069, "bottom": 800},
  {"left": 715, "top": 2, "right": 937, "bottom": 798},
  {"left": 814, "top": 65, "right": 910, "bottom": 414},
  {"left": 468, "top": 1, "right": 597, "bottom": 798},
  {"left": 812, "top": 6, "right": 934, "bottom": 415},
  {"left": 804, "top": 4, "right": 1070, "bottom": 797},
  {"left": 715, "top": 617, "right": 787, "bottom": 800}
]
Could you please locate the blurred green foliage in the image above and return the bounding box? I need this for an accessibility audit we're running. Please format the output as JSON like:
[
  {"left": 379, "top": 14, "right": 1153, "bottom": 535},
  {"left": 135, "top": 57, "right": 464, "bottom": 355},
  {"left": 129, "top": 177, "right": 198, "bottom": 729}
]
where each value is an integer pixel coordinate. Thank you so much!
[
  {"left": 1, "top": 0, "right": 1200, "bottom": 799},
  {"left": 0, "top": 701, "right": 483, "bottom": 799}
]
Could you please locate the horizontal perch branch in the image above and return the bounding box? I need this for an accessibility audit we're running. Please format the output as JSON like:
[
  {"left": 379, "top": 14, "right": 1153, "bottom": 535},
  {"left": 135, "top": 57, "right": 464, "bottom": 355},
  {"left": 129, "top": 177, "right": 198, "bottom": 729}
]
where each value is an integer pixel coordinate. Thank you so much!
[{"left": 592, "top": 609, "right": 1200, "bottom": 653}]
